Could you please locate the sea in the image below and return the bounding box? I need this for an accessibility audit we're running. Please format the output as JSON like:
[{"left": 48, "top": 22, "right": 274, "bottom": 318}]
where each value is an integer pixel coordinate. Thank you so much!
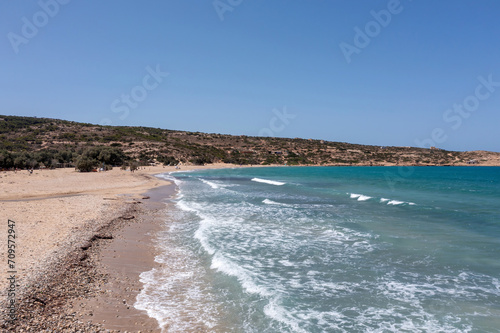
[{"left": 135, "top": 166, "right": 500, "bottom": 333}]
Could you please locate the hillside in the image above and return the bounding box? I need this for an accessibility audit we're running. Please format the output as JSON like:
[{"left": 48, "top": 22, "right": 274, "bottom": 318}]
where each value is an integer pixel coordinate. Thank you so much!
[{"left": 1, "top": 115, "right": 499, "bottom": 169}]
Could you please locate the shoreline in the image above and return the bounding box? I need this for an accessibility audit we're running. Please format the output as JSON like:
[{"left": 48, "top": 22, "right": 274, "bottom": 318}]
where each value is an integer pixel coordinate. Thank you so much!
[
  {"left": 76, "top": 184, "right": 176, "bottom": 332},
  {"left": 0, "top": 163, "right": 238, "bottom": 331},
  {"left": 2, "top": 163, "right": 498, "bottom": 331}
]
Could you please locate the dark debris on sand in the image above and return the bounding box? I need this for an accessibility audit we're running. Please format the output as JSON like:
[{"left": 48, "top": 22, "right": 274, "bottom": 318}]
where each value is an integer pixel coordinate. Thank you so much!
[{"left": 0, "top": 204, "right": 146, "bottom": 333}]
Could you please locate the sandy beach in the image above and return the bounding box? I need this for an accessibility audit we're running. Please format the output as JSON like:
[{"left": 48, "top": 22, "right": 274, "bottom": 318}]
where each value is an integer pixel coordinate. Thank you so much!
[
  {"left": 1, "top": 163, "right": 493, "bottom": 331},
  {"left": 0, "top": 163, "right": 239, "bottom": 332}
]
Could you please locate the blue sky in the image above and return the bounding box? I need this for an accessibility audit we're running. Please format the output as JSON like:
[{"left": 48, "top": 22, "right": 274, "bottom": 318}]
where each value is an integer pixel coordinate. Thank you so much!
[{"left": 1, "top": 0, "right": 499, "bottom": 152}]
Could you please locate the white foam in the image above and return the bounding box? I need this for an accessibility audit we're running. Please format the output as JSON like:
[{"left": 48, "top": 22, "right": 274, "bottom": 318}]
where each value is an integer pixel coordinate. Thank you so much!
[
  {"left": 377, "top": 198, "right": 418, "bottom": 206},
  {"left": 263, "top": 198, "right": 280, "bottom": 205},
  {"left": 251, "top": 177, "right": 285, "bottom": 186},
  {"left": 156, "top": 172, "right": 182, "bottom": 186},
  {"left": 357, "top": 195, "right": 372, "bottom": 201},
  {"left": 134, "top": 208, "right": 221, "bottom": 332},
  {"left": 279, "top": 259, "right": 295, "bottom": 267},
  {"left": 387, "top": 200, "right": 405, "bottom": 205},
  {"left": 350, "top": 193, "right": 371, "bottom": 201},
  {"left": 264, "top": 297, "right": 308, "bottom": 333},
  {"left": 194, "top": 223, "right": 216, "bottom": 255},
  {"left": 179, "top": 199, "right": 281, "bottom": 300},
  {"left": 200, "top": 178, "right": 220, "bottom": 189},
  {"left": 176, "top": 200, "right": 219, "bottom": 255},
  {"left": 141, "top": 171, "right": 490, "bottom": 333},
  {"left": 380, "top": 197, "right": 418, "bottom": 206},
  {"left": 210, "top": 252, "right": 272, "bottom": 297},
  {"left": 263, "top": 198, "right": 292, "bottom": 207},
  {"left": 493, "top": 278, "right": 500, "bottom": 291},
  {"left": 281, "top": 273, "right": 481, "bottom": 332},
  {"left": 135, "top": 268, "right": 220, "bottom": 332},
  {"left": 176, "top": 199, "right": 197, "bottom": 213}
]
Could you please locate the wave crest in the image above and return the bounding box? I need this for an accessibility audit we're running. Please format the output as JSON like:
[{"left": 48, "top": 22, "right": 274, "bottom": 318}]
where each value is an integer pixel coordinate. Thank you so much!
[{"left": 252, "top": 178, "right": 285, "bottom": 186}]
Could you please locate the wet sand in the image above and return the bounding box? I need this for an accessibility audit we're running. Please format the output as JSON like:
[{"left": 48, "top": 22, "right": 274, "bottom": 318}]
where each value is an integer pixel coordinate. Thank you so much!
[
  {"left": 77, "top": 185, "right": 176, "bottom": 332},
  {"left": 0, "top": 163, "right": 243, "bottom": 332}
]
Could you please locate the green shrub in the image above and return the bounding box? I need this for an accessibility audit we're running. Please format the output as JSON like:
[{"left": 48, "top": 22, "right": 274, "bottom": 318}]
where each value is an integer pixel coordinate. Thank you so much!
[{"left": 76, "top": 157, "right": 97, "bottom": 172}]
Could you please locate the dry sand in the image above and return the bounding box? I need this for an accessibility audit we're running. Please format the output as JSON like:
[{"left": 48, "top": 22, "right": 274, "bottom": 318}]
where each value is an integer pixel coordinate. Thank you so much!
[{"left": 0, "top": 163, "right": 240, "bottom": 332}]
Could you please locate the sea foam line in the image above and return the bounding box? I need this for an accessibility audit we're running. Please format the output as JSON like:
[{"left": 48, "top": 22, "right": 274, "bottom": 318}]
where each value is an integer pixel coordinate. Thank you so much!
[
  {"left": 263, "top": 199, "right": 292, "bottom": 207},
  {"left": 156, "top": 172, "right": 182, "bottom": 186},
  {"left": 386, "top": 199, "right": 416, "bottom": 206},
  {"left": 348, "top": 193, "right": 417, "bottom": 206},
  {"left": 387, "top": 200, "right": 405, "bottom": 205},
  {"left": 200, "top": 178, "right": 220, "bottom": 189},
  {"left": 134, "top": 205, "right": 223, "bottom": 332},
  {"left": 264, "top": 297, "right": 308, "bottom": 333},
  {"left": 251, "top": 178, "right": 286, "bottom": 186},
  {"left": 211, "top": 252, "right": 273, "bottom": 297},
  {"left": 350, "top": 193, "right": 372, "bottom": 201}
]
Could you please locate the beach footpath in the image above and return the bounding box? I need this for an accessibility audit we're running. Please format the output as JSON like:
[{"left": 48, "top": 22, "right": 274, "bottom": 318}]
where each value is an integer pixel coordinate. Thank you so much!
[{"left": 0, "top": 163, "right": 234, "bottom": 332}]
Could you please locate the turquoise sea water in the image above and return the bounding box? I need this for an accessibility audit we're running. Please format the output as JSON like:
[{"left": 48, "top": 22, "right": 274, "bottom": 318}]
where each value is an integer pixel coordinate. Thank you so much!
[{"left": 135, "top": 166, "right": 500, "bottom": 332}]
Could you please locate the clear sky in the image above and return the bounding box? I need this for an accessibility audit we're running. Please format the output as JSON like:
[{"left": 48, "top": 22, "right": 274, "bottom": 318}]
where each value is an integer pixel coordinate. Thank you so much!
[{"left": 1, "top": 0, "right": 499, "bottom": 152}]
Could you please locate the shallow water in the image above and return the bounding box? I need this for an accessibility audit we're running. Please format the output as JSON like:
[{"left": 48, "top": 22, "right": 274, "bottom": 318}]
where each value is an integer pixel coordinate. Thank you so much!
[{"left": 135, "top": 166, "right": 500, "bottom": 332}]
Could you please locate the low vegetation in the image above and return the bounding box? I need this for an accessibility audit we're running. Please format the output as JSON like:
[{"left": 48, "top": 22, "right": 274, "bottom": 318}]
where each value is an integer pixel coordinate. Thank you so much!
[{"left": 0, "top": 115, "right": 498, "bottom": 171}]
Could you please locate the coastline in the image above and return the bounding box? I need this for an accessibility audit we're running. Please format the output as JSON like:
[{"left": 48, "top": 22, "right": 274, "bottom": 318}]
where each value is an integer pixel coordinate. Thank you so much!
[
  {"left": 76, "top": 185, "right": 176, "bottom": 332},
  {"left": 0, "top": 163, "right": 239, "bottom": 331},
  {"left": 2, "top": 164, "right": 498, "bottom": 331}
]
